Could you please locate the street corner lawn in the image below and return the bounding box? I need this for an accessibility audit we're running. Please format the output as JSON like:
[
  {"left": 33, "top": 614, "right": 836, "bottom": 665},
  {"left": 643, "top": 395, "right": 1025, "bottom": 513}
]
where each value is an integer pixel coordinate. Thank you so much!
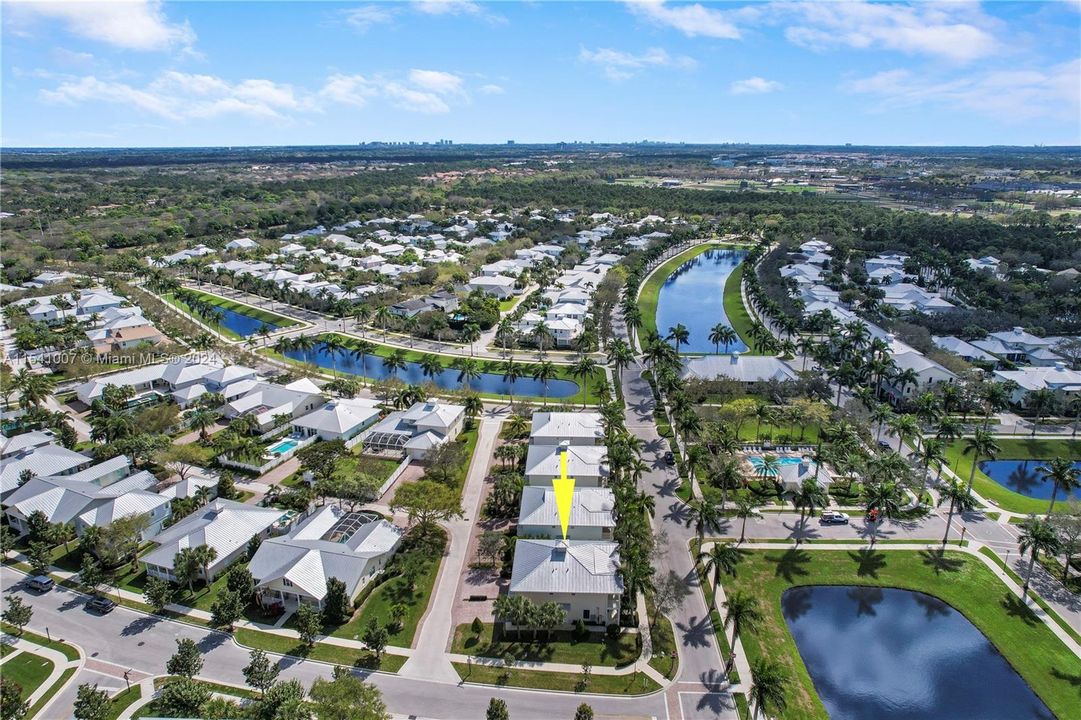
[
  {"left": 451, "top": 622, "right": 641, "bottom": 668},
  {"left": 2, "top": 651, "right": 55, "bottom": 700},
  {"left": 717, "top": 549, "right": 1081, "bottom": 720},
  {"left": 452, "top": 662, "right": 661, "bottom": 696},
  {"left": 944, "top": 438, "right": 1081, "bottom": 515}
]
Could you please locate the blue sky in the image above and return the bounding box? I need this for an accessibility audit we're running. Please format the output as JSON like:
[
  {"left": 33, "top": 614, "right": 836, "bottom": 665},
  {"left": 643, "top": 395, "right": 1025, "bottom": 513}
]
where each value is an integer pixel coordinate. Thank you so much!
[{"left": 3, "top": 1, "right": 1079, "bottom": 147}]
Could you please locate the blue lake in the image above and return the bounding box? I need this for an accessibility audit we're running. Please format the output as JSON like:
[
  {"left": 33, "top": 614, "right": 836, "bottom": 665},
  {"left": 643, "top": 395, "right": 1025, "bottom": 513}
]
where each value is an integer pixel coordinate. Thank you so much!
[
  {"left": 283, "top": 342, "right": 580, "bottom": 398},
  {"left": 782, "top": 585, "right": 1053, "bottom": 720},
  {"left": 979, "top": 458, "right": 1081, "bottom": 501},
  {"left": 208, "top": 305, "right": 281, "bottom": 338},
  {"left": 655, "top": 248, "right": 749, "bottom": 354}
]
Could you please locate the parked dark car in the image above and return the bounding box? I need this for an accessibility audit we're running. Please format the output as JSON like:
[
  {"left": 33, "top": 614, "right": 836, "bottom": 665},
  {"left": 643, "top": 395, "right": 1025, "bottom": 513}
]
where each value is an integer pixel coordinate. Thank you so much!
[
  {"left": 86, "top": 595, "right": 116, "bottom": 614},
  {"left": 877, "top": 440, "right": 893, "bottom": 450},
  {"left": 27, "top": 576, "right": 54, "bottom": 593},
  {"left": 663, "top": 451, "right": 676, "bottom": 466}
]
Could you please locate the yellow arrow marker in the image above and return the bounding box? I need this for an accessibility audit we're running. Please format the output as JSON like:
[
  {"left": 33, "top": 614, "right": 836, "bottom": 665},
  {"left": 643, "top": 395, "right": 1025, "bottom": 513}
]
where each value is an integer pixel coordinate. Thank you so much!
[{"left": 553, "top": 449, "right": 575, "bottom": 541}]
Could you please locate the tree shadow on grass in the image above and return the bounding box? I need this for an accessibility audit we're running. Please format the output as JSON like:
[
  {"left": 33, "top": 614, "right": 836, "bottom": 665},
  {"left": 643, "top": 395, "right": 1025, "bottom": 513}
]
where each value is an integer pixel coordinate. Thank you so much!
[
  {"left": 920, "top": 549, "right": 964, "bottom": 575},
  {"left": 767, "top": 548, "right": 811, "bottom": 583},
  {"left": 1000, "top": 593, "right": 1039, "bottom": 627},
  {"left": 1050, "top": 666, "right": 1081, "bottom": 698},
  {"left": 849, "top": 549, "right": 887, "bottom": 578}
]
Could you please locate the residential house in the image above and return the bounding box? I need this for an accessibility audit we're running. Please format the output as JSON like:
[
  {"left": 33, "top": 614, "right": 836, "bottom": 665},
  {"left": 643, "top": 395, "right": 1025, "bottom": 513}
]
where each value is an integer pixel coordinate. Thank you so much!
[
  {"left": 0, "top": 443, "right": 92, "bottom": 499},
  {"left": 222, "top": 381, "right": 324, "bottom": 433},
  {"left": 467, "top": 276, "right": 518, "bottom": 299},
  {"left": 249, "top": 506, "right": 403, "bottom": 611},
  {"left": 142, "top": 500, "right": 282, "bottom": 583},
  {"left": 993, "top": 363, "right": 1081, "bottom": 406},
  {"left": 524, "top": 443, "right": 608, "bottom": 487},
  {"left": 363, "top": 401, "right": 465, "bottom": 460},
  {"left": 292, "top": 398, "right": 382, "bottom": 443},
  {"left": 529, "top": 412, "right": 604, "bottom": 446},
  {"left": 517, "top": 487, "right": 615, "bottom": 540},
  {"left": 508, "top": 539, "right": 623, "bottom": 626},
  {"left": 680, "top": 353, "right": 798, "bottom": 384}
]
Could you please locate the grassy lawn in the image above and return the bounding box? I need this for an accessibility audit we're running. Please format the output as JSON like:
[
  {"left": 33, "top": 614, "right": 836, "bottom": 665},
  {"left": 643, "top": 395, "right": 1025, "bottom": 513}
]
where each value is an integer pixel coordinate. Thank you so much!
[
  {"left": 328, "top": 528, "right": 448, "bottom": 647},
  {"left": 0, "top": 623, "right": 80, "bottom": 662},
  {"left": 722, "top": 263, "right": 766, "bottom": 355},
  {"left": 977, "top": 547, "right": 1081, "bottom": 645},
  {"left": 451, "top": 623, "right": 640, "bottom": 667},
  {"left": 716, "top": 549, "right": 1080, "bottom": 720},
  {"left": 452, "top": 662, "right": 661, "bottom": 695},
  {"left": 943, "top": 438, "right": 1081, "bottom": 515},
  {"left": 645, "top": 595, "right": 678, "bottom": 679},
  {"left": 233, "top": 628, "right": 405, "bottom": 672},
  {"left": 104, "top": 686, "right": 142, "bottom": 720},
  {"left": 267, "top": 332, "right": 608, "bottom": 405},
  {"left": 337, "top": 452, "right": 401, "bottom": 487},
  {"left": 2, "top": 651, "right": 54, "bottom": 700},
  {"left": 499, "top": 296, "right": 521, "bottom": 313}
]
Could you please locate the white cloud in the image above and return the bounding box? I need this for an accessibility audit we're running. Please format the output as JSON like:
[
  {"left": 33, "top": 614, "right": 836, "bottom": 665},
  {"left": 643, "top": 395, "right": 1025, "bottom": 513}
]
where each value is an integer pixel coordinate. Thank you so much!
[
  {"left": 625, "top": 0, "right": 741, "bottom": 40},
  {"left": 845, "top": 59, "right": 1081, "bottom": 121},
  {"left": 780, "top": 1, "right": 1000, "bottom": 62},
  {"left": 478, "top": 83, "right": 505, "bottom": 95},
  {"left": 579, "top": 46, "right": 697, "bottom": 81},
  {"left": 13, "top": 0, "right": 195, "bottom": 51},
  {"left": 343, "top": 5, "right": 397, "bottom": 32},
  {"left": 39, "top": 67, "right": 476, "bottom": 121},
  {"left": 411, "top": 0, "right": 482, "bottom": 16},
  {"left": 408, "top": 69, "right": 465, "bottom": 96},
  {"left": 730, "top": 76, "right": 784, "bottom": 95}
]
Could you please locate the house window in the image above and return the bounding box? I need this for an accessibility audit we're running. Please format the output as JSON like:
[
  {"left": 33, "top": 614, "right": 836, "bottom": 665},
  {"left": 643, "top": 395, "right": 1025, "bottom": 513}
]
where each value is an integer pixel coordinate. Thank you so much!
[
  {"left": 282, "top": 578, "right": 293, "bottom": 587},
  {"left": 582, "top": 609, "right": 590, "bottom": 619}
]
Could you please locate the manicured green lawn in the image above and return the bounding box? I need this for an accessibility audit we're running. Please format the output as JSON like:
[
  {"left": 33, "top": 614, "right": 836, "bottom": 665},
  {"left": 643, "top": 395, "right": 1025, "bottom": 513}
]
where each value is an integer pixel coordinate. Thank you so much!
[
  {"left": 943, "top": 438, "right": 1081, "bottom": 515},
  {"left": 233, "top": 628, "right": 404, "bottom": 672},
  {"left": 0, "top": 623, "right": 80, "bottom": 662},
  {"left": 338, "top": 452, "right": 401, "bottom": 486},
  {"left": 451, "top": 623, "right": 639, "bottom": 667},
  {"left": 645, "top": 595, "right": 678, "bottom": 679},
  {"left": 267, "top": 332, "right": 608, "bottom": 405},
  {"left": 716, "top": 549, "right": 1081, "bottom": 720},
  {"left": 722, "top": 263, "right": 766, "bottom": 355},
  {"left": 2, "top": 651, "right": 54, "bottom": 700},
  {"left": 26, "top": 667, "right": 75, "bottom": 719},
  {"left": 452, "top": 662, "right": 661, "bottom": 695},
  {"left": 104, "top": 686, "right": 142, "bottom": 720}
]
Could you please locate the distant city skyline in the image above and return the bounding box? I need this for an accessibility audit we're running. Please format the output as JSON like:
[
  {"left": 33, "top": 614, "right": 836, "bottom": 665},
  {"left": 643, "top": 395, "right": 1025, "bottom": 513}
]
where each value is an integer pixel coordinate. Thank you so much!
[{"left": 2, "top": 0, "right": 1079, "bottom": 147}]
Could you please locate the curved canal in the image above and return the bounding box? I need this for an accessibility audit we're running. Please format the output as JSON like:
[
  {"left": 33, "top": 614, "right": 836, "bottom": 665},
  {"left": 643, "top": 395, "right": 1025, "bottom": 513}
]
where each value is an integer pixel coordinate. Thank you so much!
[{"left": 654, "top": 247, "right": 748, "bottom": 354}]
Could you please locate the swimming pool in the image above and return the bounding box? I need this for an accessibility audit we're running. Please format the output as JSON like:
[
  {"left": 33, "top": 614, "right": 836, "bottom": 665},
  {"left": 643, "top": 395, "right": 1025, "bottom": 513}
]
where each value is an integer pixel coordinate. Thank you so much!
[
  {"left": 267, "top": 438, "right": 299, "bottom": 455},
  {"left": 748, "top": 455, "right": 805, "bottom": 477}
]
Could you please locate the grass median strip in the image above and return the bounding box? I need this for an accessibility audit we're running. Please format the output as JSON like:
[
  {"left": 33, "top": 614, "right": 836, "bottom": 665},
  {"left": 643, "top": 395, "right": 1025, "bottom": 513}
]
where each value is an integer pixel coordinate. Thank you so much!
[
  {"left": 234, "top": 628, "right": 405, "bottom": 673},
  {"left": 451, "top": 622, "right": 639, "bottom": 667},
  {"left": 451, "top": 662, "right": 661, "bottom": 695}
]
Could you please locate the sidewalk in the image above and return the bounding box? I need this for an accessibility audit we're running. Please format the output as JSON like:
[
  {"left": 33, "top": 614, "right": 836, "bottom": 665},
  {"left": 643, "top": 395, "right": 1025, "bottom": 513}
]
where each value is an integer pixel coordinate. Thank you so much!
[{"left": 0, "top": 632, "right": 83, "bottom": 713}]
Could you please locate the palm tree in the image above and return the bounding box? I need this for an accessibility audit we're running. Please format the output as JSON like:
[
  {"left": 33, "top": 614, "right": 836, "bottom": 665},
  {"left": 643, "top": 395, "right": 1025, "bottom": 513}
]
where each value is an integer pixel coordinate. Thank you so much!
[
  {"left": 350, "top": 340, "right": 377, "bottom": 386},
  {"left": 980, "top": 381, "right": 1012, "bottom": 431},
  {"left": 685, "top": 499, "right": 722, "bottom": 541},
  {"left": 419, "top": 354, "right": 443, "bottom": 383},
  {"left": 12, "top": 369, "right": 55, "bottom": 410},
  {"left": 462, "top": 322, "right": 481, "bottom": 357},
  {"left": 734, "top": 494, "right": 760, "bottom": 544},
  {"left": 463, "top": 393, "right": 483, "bottom": 425},
  {"left": 962, "top": 429, "right": 1000, "bottom": 496},
  {"left": 187, "top": 408, "right": 218, "bottom": 442},
  {"left": 667, "top": 323, "right": 690, "bottom": 354},
  {"left": 1018, "top": 516, "right": 1060, "bottom": 599},
  {"left": 570, "top": 356, "right": 597, "bottom": 409},
  {"left": 722, "top": 591, "right": 763, "bottom": 650},
  {"left": 1027, "top": 388, "right": 1058, "bottom": 436},
  {"left": 937, "top": 479, "right": 974, "bottom": 548},
  {"left": 863, "top": 481, "right": 902, "bottom": 547},
  {"left": 749, "top": 658, "right": 789, "bottom": 720},
  {"left": 193, "top": 545, "right": 218, "bottom": 590},
  {"left": 871, "top": 403, "right": 893, "bottom": 443},
  {"left": 792, "top": 478, "right": 828, "bottom": 543},
  {"left": 606, "top": 339, "right": 633, "bottom": 386},
  {"left": 917, "top": 438, "right": 946, "bottom": 497},
  {"left": 531, "top": 361, "right": 556, "bottom": 406},
  {"left": 708, "top": 323, "right": 738, "bottom": 354},
  {"left": 1038, "top": 457, "right": 1081, "bottom": 514},
  {"left": 322, "top": 335, "right": 343, "bottom": 377},
  {"left": 506, "top": 413, "right": 529, "bottom": 439},
  {"left": 501, "top": 359, "right": 522, "bottom": 406},
  {"left": 454, "top": 357, "right": 481, "bottom": 390},
  {"left": 383, "top": 349, "right": 408, "bottom": 378},
  {"left": 887, "top": 413, "right": 918, "bottom": 453},
  {"left": 373, "top": 305, "right": 392, "bottom": 341},
  {"left": 623, "top": 304, "right": 642, "bottom": 346},
  {"left": 698, "top": 542, "right": 742, "bottom": 588}
]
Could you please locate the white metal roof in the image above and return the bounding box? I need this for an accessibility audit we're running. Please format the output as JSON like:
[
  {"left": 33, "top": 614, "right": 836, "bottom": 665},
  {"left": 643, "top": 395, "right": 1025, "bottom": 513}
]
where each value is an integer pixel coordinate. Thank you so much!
[
  {"left": 518, "top": 487, "right": 615, "bottom": 529},
  {"left": 142, "top": 500, "right": 281, "bottom": 571},
  {"left": 525, "top": 444, "right": 608, "bottom": 479},
  {"left": 509, "top": 539, "right": 623, "bottom": 596},
  {"left": 529, "top": 412, "right": 604, "bottom": 444}
]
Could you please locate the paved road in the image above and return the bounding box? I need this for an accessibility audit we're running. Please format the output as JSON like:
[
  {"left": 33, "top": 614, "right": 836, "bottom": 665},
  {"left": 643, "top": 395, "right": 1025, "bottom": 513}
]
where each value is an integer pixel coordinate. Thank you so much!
[
  {"left": 1, "top": 573, "right": 666, "bottom": 720},
  {"left": 614, "top": 306, "right": 738, "bottom": 720}
]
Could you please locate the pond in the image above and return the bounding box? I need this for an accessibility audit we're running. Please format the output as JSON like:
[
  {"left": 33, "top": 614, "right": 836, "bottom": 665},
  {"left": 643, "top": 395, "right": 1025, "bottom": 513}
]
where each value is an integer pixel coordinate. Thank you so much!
[
  {"left": 978, "top": 458, "right": 1081, "bottom": 501},
  {"left": 209, "top": 304, "right": 282, "bottom": 338},
  {"left": 782, "top": 585, "right": 1052, "bottom": 720},
  {"left": 282, "top": 342, "right": 580, "bottom": 398},
  {"left": 655, "top": 247, "right": 748, "bottom": 354}
]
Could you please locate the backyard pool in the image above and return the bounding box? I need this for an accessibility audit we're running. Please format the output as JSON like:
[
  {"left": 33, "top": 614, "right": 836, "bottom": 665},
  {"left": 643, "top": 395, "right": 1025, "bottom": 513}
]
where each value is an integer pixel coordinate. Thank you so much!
[
  {"left": 783, "top": 585, "right": 1052, "bottom": 720},
  {"left": 267, "top": 438, "right": 299, "bottom": 455},
  {"left": 655, "top": 247, "right": 749, "bottom": 354},
  {"left": 978, "top": 458, "right": 1081, "bottom": 501},
  {"left": 283, "top": 341, "right": 581, "bottom": 398}
]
